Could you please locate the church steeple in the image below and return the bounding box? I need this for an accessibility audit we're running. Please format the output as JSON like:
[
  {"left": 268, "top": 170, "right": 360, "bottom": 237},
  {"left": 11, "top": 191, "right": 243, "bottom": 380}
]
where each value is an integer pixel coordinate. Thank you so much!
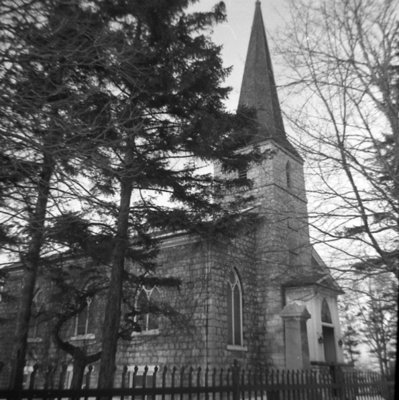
[{"left": 239, "top": 1, "right": 299, "bottom": 157}]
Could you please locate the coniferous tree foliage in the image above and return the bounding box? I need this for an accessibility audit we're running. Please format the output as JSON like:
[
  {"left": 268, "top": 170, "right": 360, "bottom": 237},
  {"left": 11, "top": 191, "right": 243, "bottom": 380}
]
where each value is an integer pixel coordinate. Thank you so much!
[
  {"left": 339, "top": 303, "right": 361, "bottom": 365},
  {"left": 76, "top": 0, "right": 258, "bottom": 387},
  {"left": 47, "top": 259, "right": 107, "bottom": 390},
  {"left": 342, "top": 326, "right": 361, "bottom": 364},
  {"left": 0, "top": 0, "right": 121, "bottom": 388},
  {"left": 1, "top": 0, "right": 259, "bottom": 388}
]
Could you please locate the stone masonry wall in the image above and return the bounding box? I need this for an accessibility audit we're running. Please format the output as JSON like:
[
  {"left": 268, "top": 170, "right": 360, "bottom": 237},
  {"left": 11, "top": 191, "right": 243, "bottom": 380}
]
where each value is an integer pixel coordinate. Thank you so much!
[
  {"left": 215, "top": 140, "right": 314, "bottom": 369},
  {"left": 114, "top": 235, "right": 212, "bottom": 381},
  {"left": 114, "top": 228, "right": 262, "bottom": 381}
]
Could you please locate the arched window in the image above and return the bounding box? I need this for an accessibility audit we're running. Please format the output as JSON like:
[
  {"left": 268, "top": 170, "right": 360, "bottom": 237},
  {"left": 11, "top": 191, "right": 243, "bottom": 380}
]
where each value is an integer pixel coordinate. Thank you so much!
[
  {"left": 75, "top": 298, "right": 92, "bottom": 336},
  {"left": 29, "top": 289, "right": 45, "bottom": 339},
  {"left": 135, "top": 286, "right": 161, "bottom": 333},
  {"left": 227, "top": 268, "right": 243, "bottom": 346},
  {"left": 286, "top": 161, "right": 292, "bottom": 188},
  {"left": 321, "top": 298, "right": 332, "bottom": 324},
  {"left": 321, "top": 298, "right": 336, "bottom": 363}
]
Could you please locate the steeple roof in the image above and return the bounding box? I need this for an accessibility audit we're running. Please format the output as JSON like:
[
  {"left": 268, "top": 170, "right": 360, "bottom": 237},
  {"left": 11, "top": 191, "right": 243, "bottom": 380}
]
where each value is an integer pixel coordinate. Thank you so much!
[{"left": 239, "top": 1, "right": 299, "bottom": 157}]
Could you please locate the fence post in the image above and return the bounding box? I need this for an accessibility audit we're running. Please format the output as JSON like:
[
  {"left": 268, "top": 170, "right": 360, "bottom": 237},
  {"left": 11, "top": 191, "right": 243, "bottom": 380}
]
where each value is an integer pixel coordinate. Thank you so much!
[
  {"left": 121, "top": 365, "right": 128, "bottom": 389},
  {"left": 30, "top": 364, "right": 39, "bottom": 389},
  {"left": 86, "top": 365, "right": 93, "bottom": 389},
  {"left": 58, "top": 363, "right": 67, "bottom": 389},
  {"left": 381, "top": 372, "right": 391, "bottom": 400},
  {"left": 44, "top": 365, "right": 52, "bottom": 389},
  {"left": 232, "top": 360, "right": 240, "bottom": 400}
]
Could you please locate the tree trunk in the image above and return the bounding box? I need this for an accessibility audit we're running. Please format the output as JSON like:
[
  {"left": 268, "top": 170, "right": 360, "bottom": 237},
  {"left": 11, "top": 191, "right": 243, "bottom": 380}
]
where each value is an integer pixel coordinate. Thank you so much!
[
  {"left": 98, "top": 24, "right": 141, "bottom": 389},
  {"left": 98, "top": 152, "right": 134, "bottom": 388},
  {"left": 70, "top": 357, "right": 86, "bottom": 390},
  {"left": 52, "top": 305, "right": 102, "bottom": 389},
  {"left": 9, "top": 152, "right": 54, "bottom": 390}
]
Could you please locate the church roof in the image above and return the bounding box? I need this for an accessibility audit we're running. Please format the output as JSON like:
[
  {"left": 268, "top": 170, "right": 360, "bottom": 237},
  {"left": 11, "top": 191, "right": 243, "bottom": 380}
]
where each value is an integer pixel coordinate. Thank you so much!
[
  {"left": 282, "top": 249, "right": 343, "bottom": 294},
  {"left": 239, "top": 1, "right": 300, "bottom": 158},
  {"left": 283, "top": 272, "right": 344, "bottom": 294}
]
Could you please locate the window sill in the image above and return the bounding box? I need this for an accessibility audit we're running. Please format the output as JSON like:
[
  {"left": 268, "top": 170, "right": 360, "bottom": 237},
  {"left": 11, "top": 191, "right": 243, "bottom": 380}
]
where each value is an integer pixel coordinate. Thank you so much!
[
  {"left": 70, "top": 333, "right": 95, "bottom": 341},
  {"left": 227, "top": 345, "right": 247, "bottom": 352},
  {"left": 132, "top": 329, "right": 160, "bottom": 337},
  {"left": 27, "top": 337, "right": 43, "bottom": 343}
]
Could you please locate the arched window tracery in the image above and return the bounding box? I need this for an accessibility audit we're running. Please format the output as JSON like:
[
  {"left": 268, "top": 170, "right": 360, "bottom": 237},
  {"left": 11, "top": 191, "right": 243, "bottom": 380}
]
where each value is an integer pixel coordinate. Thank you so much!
[
  {"left": 227, "top": 268, "right": 243, "bottom": 346},
  {"left": 75, "top": 297, "right": 92, "bottom": 336},
  {"left": 135, "top": 285, "right": 161, "bottom": 332}
]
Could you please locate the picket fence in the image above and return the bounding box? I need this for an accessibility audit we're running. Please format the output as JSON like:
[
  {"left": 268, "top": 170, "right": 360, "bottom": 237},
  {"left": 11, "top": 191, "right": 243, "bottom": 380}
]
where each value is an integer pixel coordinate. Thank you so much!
[{"left": 0, "top": 361, "right": 394, "bottom": 400}]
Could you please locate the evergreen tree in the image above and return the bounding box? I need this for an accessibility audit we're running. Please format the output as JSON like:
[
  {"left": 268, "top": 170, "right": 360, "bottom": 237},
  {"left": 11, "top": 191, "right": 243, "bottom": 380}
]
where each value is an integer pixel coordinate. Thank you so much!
[
  {"left": 44, "top": 215, "right": 182, "bottom": 388},
  {"left": 1, "top": 0, "right": 259, "bottom": 388},
  {"left": 343, "top": 325, "right": 361, "bottom": 364},
  {"left": 340, "top": 303, "right": 361, "bottom": 365},
  {"left": 0, "top": 0, "right": 125, "bottom": 388},
  {"left": 48, "top": 258, "right": 106, "bottom": 390},
  {"left": 76, "top": 0, "right": 258, "bottom": 387}
]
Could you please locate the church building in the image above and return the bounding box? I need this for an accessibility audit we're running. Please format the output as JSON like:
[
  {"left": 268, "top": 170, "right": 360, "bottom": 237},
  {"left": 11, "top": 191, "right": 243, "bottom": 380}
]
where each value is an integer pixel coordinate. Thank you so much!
[{"left": 0, "top": 1, "right": 344, "bottom": 388}]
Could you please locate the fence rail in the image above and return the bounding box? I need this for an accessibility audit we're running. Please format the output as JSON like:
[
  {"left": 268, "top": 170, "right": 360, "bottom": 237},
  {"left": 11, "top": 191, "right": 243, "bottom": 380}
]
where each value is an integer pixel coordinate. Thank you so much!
[{"left": 0, "top": 362, "right": 394, "bottom": 400}]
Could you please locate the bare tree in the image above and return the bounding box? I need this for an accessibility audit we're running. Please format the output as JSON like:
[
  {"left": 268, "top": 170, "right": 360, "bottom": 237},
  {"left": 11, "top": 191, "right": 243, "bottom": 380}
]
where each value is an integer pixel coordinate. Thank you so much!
[
  {"left": 353, "top": 274, "right": 397, "bottom": 376},
  {"left": 276, "top": 0, "right": 399, "bottom": 280}
]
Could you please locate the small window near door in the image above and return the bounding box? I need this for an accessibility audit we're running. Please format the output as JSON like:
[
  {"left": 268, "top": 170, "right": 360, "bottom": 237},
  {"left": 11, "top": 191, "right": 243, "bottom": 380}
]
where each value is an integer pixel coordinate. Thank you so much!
[
  {"left": 321, "top": 298, "right": 336, "bottom": 363},
  {"left": 321, "top": 298, "right": 332, "bottom": 323}
]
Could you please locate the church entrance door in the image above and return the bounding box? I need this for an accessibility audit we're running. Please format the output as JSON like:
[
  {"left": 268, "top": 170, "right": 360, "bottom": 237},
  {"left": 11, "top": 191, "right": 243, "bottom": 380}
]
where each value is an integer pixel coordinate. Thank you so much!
[{"left": 322, "top": 326, "right": 337, "bottom": 363}]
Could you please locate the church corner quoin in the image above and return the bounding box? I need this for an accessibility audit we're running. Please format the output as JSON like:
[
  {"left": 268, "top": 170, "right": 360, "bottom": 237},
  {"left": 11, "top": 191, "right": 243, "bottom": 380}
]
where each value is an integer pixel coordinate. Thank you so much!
[{"left": 0, "top": 1, "right": 346, "bottom": 389}]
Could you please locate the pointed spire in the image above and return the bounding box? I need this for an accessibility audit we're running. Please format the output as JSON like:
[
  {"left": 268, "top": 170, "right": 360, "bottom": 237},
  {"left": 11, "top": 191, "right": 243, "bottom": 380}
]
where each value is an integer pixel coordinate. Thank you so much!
[{"left": 239, "top": 1, "right": 299, "bottom": 156}]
